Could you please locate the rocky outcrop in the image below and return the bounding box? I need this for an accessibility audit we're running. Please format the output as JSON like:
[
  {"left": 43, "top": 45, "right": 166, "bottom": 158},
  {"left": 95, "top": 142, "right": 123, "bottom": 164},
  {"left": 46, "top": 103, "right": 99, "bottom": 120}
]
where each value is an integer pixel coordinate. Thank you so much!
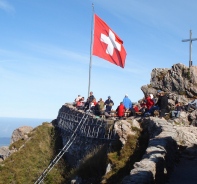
[
  {"left": 140, "top": 63, "right": 197, "bottom": 126},
  {"left": 114, "top": 119, "right": 140, "bottom": 145},
  {"left": 141, "top": 63, "right": 197, "bottom": 103},
  {"left": 11, "top": 126, "right": 33, "bottom": 144},
  {"left": 0, "top": 126, "right": 34, "bottom": 162}
]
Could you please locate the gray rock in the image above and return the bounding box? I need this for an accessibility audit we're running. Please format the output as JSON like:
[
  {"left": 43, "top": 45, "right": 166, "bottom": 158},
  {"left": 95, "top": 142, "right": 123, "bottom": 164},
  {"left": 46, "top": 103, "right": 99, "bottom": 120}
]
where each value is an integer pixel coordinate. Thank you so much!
[
  {"left": 11, "top": 126, "right": 33, "bottom": 144},
  {"left": 114, "top": 120, "right": 136, "bottom": 145},
  {"left": 148, "top": 63, "right": 197, "bottom": 98},
  {"left": 105, "top": 163, "right": 112, "bottom": 174},
  {"left": 0, "top": 146, "right": 10, "bottom": 161}
]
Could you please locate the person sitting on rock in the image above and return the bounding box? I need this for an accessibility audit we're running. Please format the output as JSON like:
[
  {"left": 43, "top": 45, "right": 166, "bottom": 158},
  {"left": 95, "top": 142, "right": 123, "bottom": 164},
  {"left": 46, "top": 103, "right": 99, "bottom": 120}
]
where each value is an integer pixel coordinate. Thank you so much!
[
  {"left": 145, "top": 94, "right": 154, "bottom": 111},
  {"left": 147, "top": 94, "right": 159, "bottom": 116},
  {"left": 84, "top": 91, "right": 95, "bottom": 111},
  {"left": 139, "top": 98, "right": 146, "bottom": 115},
  {"left": 76, "top": 98, "right": 84, "bottom": 110},
  {"left": 129, "top": 104, "right": 138, "bottom": 116},
  {"left": 105, "top": 96, "right": 114, "bottom": 113},
  {"left": 148, "top": 105, "right": 160, "bottom": 116},
  {"left": 98, "top": 98, "right": 105, "bottom": 111},
  {"left": 104, "top": 96, "right": 114, "bottom": 117},
  {"left": 150, "top": 93, "right": 156, "bottom": 104},
  {"left": 116, "top": 102, "right": 125, "bottom": 119},
  {"left": 187, "top": 99, "right": 197, "bottom": 111},
  {"left": 74, "top": 95, "right": 81, "bottom": 106},
  {"left": 94, "top": 100, "right": 103, "bottom": 116},
  {"left": 171, "top": 101, "right": 182, "bottom": 118},
  {"left": 96, "top": 98, "right": 105, "bottom": 116},
  {"left": 90, "top": 98, "right": 97, "bottom": 112},
  {"left": 80, "top": 97, "right": 85, "bottom": 104},
  {"left": 133, "top": 104, "right": 139, "bottom": 112}
]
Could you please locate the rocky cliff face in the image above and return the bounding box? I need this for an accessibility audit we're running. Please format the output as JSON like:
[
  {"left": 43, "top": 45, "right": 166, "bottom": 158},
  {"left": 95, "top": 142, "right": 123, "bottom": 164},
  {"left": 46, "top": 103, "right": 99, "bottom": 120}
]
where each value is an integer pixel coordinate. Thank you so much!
[
  {"left": 141, "top": 63, "right": 197, "bottom": 126},
  {"left": 141, "top": 63, "right": 197, "bottom": 101}
]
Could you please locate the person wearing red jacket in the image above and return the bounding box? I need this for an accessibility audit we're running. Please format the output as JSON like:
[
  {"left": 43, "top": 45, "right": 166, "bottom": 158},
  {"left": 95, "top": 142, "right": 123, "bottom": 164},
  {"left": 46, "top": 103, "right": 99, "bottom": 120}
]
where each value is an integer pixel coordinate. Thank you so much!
[
  {"left": 145, "top": 94, "right": 154, "bottom": 110},
  {"left": 116, "top": 102, "right": 125, "bottom": 118},
  {"left": 133, "top": 104, "right": 139, "bottom": 112}
]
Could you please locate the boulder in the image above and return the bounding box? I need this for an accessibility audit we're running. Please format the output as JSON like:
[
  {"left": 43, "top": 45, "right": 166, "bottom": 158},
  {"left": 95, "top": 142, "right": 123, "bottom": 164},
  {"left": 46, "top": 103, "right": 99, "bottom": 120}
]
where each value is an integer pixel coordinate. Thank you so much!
[
  {"left": 11, "top": 126, "right": 33, "bottom": 144},
  {"left": 175, "top": 126, "right": 197, "bottom": 147},
  {"left": 114, "top": 120, "right": 136, "bottom": 145},
  {"left": 0, "top": 146, "right": 10, "bottom": 162}
]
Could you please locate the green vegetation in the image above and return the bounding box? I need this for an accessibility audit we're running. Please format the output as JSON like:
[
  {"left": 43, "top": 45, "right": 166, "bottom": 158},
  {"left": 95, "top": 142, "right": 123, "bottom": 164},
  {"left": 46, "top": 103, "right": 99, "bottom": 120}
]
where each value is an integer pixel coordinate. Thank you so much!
[
  {"left": 101, "top": 126, "right": 149, "bottom": 184},
  {"left": 0, "top": 123, "right": 67, "bottom": 184}
]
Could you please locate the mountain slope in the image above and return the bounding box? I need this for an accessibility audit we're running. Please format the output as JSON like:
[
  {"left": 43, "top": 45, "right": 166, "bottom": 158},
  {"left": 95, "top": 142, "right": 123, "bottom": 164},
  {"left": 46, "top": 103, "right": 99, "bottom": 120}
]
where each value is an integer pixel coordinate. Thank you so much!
[{"left": 0, "top": 122, "right": 67, "bottom": 184}]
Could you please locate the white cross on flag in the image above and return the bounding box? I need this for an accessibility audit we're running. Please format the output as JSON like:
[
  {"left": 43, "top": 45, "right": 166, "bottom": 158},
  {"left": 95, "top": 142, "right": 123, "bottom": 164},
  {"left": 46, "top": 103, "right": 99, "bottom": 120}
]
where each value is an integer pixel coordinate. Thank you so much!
[{"left": 92, "top": 14, "right": 127, "bottom": 68}]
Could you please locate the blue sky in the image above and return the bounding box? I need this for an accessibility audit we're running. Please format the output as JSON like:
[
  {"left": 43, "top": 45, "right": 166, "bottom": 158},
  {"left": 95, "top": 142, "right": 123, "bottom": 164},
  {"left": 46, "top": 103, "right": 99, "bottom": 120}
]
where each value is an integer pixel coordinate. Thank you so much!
[{"left": 0, "top": 0, "right": 197, "bottom": 119}]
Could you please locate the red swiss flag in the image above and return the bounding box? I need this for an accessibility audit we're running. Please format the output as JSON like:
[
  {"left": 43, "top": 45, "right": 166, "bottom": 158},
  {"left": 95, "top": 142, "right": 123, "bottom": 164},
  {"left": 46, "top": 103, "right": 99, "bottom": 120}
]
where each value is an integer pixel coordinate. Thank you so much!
[{"left": 93, "top": 14, "right": 127, "bottom": 68}]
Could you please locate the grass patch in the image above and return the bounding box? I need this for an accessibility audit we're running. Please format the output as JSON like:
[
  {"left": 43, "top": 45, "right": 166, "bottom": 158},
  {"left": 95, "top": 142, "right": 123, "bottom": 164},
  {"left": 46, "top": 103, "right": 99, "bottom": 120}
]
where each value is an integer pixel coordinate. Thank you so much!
[
  {"left": 101, "top": 127, "right": 149, "bottom": 184},
  {"left": 9, "top": 139, "right": 26, "bottom": 150}
]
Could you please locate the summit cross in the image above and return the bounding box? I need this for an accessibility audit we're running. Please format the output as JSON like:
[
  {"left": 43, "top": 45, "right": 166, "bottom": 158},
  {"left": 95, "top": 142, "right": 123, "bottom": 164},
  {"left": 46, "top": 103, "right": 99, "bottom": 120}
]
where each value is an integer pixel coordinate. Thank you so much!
[
  {"left": 100, "top": 29, "right": 121, "bottom": 56},
  {"left": 182, "top": 30, "right": 197, "bottom": 67}
]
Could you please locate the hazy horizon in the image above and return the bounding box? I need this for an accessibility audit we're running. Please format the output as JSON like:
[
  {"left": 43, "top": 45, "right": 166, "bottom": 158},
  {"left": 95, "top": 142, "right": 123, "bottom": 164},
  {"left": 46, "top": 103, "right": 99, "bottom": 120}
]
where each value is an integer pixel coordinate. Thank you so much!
[{"left": 0, "top": 117, "right": 53, "bottom": 138}]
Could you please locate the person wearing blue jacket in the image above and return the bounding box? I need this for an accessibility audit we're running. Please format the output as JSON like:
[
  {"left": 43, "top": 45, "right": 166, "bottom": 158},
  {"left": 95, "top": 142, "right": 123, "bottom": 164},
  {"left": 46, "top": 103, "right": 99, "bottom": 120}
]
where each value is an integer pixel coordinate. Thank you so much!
[{"left": 123, "top": 94, "right": 132, "bottom": 110}]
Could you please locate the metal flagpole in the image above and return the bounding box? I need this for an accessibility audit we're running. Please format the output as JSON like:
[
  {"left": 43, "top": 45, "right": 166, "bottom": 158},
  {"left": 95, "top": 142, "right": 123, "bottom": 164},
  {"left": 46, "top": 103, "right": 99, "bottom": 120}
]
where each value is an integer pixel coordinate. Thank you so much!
[{"left": 88, "top": 3, "right": 94, "bottom": 97}]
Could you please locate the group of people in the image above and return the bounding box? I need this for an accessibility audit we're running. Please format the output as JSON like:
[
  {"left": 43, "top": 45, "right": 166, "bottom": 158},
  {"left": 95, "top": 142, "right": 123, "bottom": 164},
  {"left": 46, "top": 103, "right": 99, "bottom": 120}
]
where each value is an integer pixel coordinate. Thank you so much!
[
  {"left": 74, "top": 92, "right": 115, "bottom": 117},
  {"left": 115, "top": 90, "right": 168, "bottom": 119},
  {"left": 73, "top": 90, "right": 197, "bottom": 120}
]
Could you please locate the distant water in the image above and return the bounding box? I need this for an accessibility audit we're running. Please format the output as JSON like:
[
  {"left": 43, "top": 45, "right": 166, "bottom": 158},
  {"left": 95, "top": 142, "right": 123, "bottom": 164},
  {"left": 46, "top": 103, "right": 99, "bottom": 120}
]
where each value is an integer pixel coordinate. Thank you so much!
[
  {"left": 0, "top": 117, "right": 53, "bottom": 146},
  {"left": 0, "top": 137, "right": 10, "bottom": 147}
]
